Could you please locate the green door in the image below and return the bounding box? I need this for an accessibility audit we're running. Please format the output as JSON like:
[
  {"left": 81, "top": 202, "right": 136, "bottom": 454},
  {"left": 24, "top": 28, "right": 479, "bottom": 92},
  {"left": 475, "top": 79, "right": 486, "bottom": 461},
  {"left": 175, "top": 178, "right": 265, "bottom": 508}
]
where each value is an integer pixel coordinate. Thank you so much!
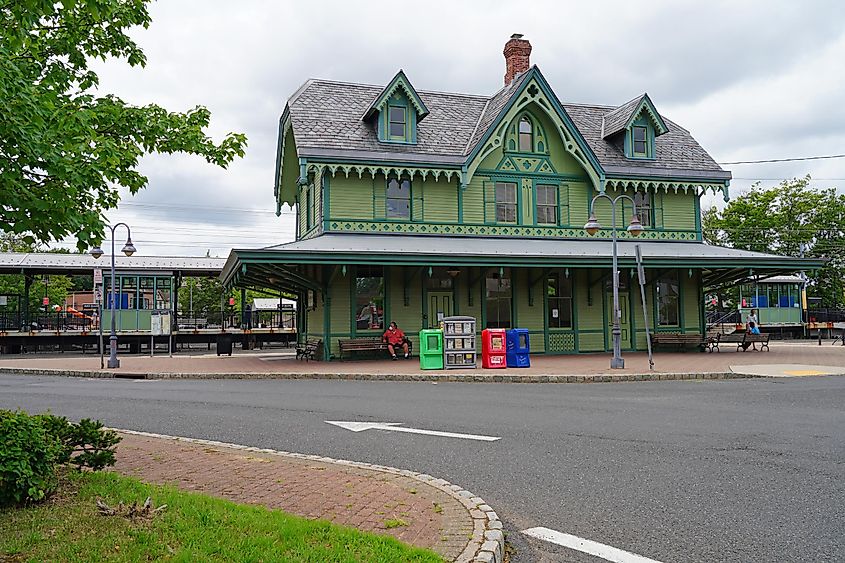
[
  {"left": 606, "top": 292, "right": 632, "bottom": 350},
  {"left": 427, "top": 291, "right": 453, "bottom": 328}
]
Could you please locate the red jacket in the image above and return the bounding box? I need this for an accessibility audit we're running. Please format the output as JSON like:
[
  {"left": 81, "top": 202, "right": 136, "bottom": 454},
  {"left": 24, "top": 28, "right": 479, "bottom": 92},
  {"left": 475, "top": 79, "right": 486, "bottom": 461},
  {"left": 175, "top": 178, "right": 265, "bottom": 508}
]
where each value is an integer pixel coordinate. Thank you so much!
[{"left": 383, "top": 327, "right": 406, "bottom": 345}]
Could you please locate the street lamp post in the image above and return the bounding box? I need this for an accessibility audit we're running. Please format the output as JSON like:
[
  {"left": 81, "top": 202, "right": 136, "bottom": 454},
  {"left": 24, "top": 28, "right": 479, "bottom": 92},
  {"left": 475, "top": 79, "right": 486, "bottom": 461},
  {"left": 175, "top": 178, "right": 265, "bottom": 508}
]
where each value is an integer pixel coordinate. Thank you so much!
[
  {"left": 584, "top": 193, "right": 644, "bottom": 369},
  {"left": 89, "top": 223, "right": 136, "bottom": 368}
]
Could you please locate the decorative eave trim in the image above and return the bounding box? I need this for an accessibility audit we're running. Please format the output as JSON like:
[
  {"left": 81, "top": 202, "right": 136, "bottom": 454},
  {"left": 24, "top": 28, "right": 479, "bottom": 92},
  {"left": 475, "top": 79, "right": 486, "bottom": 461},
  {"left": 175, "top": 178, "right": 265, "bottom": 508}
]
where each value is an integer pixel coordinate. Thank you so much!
[
  {"left": 605, "top": 177, "right": 729, "bottom": 198},
  {"left": 361, "top": 69, "right": 430, "bottom": 122},
  {"left": 306, "top": 161, "right": 462, "bottom": 182},
  {"left": 274, "top": 108, "right": 294, "bottom": 213}
]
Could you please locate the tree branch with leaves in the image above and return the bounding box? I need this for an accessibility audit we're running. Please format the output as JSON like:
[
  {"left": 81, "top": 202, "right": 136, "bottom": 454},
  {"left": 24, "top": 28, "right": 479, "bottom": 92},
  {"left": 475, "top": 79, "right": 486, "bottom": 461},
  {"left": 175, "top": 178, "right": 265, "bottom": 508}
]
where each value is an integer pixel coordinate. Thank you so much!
[{"left": 0, "top": 0, "right": 247, "bottom": 249}]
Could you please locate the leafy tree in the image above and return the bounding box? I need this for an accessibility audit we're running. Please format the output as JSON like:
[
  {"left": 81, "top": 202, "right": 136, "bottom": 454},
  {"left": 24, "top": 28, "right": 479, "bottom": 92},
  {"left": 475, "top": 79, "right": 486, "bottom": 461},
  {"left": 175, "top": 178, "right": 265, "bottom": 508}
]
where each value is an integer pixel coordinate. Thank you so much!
[
  {"left": 0, "top": 0, "right": 247, "bottom": 250},
  {"left": 0, "top": 233, "right": 75, "bottom": 315},
  {"left": 703, "top": 176, "right": 845, "bottom": 307}
]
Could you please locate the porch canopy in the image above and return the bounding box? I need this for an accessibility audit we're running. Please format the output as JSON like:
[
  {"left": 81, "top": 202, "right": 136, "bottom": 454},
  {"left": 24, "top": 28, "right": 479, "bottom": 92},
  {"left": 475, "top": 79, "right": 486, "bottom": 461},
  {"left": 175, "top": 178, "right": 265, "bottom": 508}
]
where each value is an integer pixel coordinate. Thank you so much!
[{"left": 220, "top": 234, "right": 825, "bottom": 293}]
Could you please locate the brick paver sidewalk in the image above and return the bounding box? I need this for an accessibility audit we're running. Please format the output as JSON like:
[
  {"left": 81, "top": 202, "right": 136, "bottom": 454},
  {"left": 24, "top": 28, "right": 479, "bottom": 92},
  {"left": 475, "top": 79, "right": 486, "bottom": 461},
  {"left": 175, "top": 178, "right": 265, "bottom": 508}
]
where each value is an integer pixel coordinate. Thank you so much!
[{"left": 112, "top": 432, "right": 474, "bottom": 560}]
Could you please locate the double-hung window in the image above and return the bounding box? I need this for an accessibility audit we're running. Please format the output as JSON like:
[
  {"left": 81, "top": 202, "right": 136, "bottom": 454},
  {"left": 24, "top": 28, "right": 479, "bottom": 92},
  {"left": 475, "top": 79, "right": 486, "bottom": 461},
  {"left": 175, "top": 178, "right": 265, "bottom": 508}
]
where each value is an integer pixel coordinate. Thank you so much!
[
  {"left": 388, "top": 106, "right": 406, "bottom": 139},
  {"left": 386, "top": 176, "right": 411, "bottom": 220},
  {"left": 633, "top": 192, "right": 652, "bottom": 228},
  {"left": 518, "top": 116, "right": 533, "bottom": 152},
  {"left": 632, "top": 126, "right": 648, "bottom": 156},
  {"left": 536, "top": 184, "right": 558, "bottom": 225},
  {"left": 495, "top": 182, "right": 517, "bottom": 223}
]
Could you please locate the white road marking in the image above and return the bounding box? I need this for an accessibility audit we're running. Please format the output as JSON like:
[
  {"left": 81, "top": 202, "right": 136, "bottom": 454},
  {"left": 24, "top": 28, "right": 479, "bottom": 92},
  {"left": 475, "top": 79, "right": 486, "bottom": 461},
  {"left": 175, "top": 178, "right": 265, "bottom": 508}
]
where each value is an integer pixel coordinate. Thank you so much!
[
  {"left": 522, "top": 527, "right": 663, "bottom": 563},
  {"left": 325, "top": 420, "right": 500, "bottom": 442}
]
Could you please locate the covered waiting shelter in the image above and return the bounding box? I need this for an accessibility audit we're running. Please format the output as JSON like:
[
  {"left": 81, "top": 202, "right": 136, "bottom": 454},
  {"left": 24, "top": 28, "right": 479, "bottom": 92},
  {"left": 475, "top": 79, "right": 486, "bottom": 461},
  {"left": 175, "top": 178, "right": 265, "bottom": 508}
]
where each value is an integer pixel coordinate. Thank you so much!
[
  {"left": 220, "top": 234, "right": 824, "bottom": 359},
  {"left": 0, "top": 252, "right": 225, "bottom": 331}
]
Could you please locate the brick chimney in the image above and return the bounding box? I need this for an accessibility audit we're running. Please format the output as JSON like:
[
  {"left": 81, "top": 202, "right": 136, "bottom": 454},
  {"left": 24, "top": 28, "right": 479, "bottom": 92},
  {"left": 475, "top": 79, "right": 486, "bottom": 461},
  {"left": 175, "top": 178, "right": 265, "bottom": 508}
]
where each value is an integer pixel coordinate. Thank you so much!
[{"left": 503, "top": 34, "right": 532, "bottom": 86}]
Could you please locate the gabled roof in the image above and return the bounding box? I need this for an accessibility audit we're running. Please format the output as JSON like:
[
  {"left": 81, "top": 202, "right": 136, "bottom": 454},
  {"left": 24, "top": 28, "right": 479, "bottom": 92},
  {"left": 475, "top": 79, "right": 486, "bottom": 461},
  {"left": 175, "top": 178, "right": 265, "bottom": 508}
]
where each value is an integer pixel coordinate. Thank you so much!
[
  {"left": 282, "top": 70, "right": 729, "bottom": 180},
  {"left": 361, "top": 69, "right": 430, "bottom": 122},
  {"left": 601, "top": 93, "right": 669, "bottom": 139}
]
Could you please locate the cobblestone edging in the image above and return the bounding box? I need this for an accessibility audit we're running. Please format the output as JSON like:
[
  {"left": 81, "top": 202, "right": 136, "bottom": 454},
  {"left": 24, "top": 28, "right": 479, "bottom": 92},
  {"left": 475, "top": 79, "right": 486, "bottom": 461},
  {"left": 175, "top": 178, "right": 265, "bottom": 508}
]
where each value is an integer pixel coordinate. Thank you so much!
[
  {"left": 0, "top": 366, "right": 759, "bottom": 383},
  {"left": 113, "top": 429, "right": 504, "bottom": 563}
]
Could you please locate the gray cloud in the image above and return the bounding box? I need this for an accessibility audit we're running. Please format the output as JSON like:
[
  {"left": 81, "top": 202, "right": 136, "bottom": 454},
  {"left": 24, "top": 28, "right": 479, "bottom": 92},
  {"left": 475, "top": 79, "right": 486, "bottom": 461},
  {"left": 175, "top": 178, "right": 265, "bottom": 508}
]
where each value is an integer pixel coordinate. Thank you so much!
[{"left": 81, "top": 0, "right": 845, "bottom": 255}]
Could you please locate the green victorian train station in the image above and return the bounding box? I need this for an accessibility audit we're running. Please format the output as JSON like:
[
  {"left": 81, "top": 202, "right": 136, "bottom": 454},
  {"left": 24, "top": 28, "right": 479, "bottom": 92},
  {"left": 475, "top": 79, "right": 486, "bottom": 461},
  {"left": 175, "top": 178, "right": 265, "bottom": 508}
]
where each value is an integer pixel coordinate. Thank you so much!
[{"left": 220, "top": 35, "right": 821, "bottom": 360}]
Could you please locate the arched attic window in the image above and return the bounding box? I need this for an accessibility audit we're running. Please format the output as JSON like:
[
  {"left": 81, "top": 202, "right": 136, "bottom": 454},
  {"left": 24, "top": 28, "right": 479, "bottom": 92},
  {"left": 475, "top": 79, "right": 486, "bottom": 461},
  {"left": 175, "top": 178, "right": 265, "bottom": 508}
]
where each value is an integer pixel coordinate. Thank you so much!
[{"left": 518, "top": 116, "right": 533, "bottom": 152}]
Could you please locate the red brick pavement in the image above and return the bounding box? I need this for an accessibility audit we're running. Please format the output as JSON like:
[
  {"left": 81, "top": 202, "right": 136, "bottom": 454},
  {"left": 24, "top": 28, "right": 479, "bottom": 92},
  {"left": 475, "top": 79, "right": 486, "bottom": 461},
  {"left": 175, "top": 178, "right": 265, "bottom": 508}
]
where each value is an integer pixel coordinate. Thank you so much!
[{"left": 112, "top": 432, "right": 473, "bottom": 560}]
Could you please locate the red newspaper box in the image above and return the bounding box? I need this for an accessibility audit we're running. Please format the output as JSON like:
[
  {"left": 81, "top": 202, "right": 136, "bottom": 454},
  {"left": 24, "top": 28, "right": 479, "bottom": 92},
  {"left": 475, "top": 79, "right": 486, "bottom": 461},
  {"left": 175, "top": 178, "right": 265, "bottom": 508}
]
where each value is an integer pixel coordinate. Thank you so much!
[{"left": 481, "top": 328, "right": 507, "bottom": 368}]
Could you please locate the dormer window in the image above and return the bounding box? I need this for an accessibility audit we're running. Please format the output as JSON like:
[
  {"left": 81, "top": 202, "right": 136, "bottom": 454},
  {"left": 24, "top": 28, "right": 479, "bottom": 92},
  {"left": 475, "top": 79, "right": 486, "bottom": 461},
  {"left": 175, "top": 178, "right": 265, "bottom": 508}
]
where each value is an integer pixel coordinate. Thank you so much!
[
  {"left": 518, "top": 116, "right": 533, "bottom": 152},
  {"left": 389, "top": 106, "right": 407, "bottom": 139},
  {"left": 362, "top": 70, "right": 429, "bottom": 145},
  {"left": 632, "top": 126, "right": 648, "bottom": 156}
]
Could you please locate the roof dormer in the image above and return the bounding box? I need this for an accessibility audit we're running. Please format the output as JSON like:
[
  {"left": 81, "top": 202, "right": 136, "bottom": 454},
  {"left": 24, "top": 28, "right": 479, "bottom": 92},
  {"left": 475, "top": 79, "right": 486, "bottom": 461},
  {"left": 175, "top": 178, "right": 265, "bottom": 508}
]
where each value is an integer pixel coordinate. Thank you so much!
[
  {"left": 362, "top": 70, "right": 429, "bottom": 144},
  {"left": 602, "top": 93, "right": 668, "bottom": 160}
]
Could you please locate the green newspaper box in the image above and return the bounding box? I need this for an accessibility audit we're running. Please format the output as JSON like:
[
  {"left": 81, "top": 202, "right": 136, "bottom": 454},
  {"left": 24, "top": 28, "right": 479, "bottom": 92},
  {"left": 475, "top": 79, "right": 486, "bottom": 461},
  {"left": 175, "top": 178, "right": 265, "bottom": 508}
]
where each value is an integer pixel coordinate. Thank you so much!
[{"left": 419, "top": 329, "right": 444, "bottom": 370}]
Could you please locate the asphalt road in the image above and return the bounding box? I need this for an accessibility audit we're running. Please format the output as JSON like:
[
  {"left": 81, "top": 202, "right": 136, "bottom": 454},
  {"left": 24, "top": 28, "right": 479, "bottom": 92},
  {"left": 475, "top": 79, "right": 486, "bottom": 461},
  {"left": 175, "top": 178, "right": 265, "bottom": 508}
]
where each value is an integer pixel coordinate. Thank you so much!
[{"left": 1, "top": 374, "right": 843, "bottom": 562}]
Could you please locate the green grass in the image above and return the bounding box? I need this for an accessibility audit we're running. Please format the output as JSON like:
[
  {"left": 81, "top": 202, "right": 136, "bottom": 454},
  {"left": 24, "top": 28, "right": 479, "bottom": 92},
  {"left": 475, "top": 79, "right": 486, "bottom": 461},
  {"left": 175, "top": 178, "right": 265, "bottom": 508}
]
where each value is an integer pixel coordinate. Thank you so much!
[{"left": 0, "top": 470, "right": 444, "bottom": 562}]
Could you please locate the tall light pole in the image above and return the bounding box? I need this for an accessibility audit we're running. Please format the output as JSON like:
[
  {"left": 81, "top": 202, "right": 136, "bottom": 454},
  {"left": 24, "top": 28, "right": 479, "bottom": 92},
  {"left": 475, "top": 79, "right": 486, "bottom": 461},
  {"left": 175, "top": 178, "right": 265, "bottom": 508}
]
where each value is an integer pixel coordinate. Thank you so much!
[
  {"left": 89, "top": 223, "right": 136, "bottom": 368},
  {"left": 584, "top": 193, "right": 644, "bottom": 369}
]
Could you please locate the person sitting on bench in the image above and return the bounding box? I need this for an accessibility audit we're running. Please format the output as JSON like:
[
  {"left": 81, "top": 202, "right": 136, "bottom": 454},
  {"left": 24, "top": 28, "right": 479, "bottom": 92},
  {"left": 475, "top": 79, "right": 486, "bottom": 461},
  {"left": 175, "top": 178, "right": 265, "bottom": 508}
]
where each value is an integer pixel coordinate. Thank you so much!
[{"left": 382, "top": 321, "right": 409, "bottom": 360}]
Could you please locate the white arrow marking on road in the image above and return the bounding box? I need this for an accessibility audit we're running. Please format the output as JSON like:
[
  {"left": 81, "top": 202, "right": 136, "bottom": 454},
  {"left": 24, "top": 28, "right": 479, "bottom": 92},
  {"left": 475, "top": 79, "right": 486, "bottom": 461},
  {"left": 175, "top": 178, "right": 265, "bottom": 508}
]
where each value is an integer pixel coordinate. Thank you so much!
[
  {"left": 522, "top": 527, "right": 663, "bottom": 563},
  {"left": 325, "top": 421, "right": 500, "bottom": 442}
]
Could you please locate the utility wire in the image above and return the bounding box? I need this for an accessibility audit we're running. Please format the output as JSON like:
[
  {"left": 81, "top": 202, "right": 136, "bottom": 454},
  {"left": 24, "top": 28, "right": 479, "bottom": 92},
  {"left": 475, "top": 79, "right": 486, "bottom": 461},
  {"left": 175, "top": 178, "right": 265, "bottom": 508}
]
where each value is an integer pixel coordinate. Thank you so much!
[{"left": 719, "top": 154, "right": 845, "bottom": 165}]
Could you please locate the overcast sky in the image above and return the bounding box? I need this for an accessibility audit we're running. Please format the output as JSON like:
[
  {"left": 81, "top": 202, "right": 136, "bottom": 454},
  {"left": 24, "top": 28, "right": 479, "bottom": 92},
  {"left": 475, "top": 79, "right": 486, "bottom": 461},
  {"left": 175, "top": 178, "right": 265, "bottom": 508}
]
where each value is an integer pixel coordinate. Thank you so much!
[{"left": 60, "top": 0, "right": 845, "bottom": 256}]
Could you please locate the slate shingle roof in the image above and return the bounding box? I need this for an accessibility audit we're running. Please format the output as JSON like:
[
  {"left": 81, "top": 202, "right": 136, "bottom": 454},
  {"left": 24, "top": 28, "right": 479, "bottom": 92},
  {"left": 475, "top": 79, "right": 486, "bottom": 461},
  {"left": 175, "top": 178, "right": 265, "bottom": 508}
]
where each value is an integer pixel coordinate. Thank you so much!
[
  {"left": 285, "top": 69, "right": 729, "bottom": 180},
  {"left": 564, "top": 103, "right": 728, "bottom": 179},
  {"left": 600, "top": 94, "right": 646, "bottom": 139}
]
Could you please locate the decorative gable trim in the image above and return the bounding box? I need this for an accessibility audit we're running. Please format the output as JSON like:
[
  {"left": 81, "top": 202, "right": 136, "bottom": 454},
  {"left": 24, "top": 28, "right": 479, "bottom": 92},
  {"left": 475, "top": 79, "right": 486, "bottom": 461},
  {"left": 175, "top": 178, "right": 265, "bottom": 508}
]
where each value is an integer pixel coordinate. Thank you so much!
[
  {"left": 361, "top": 69, "right": 430, "bottom": 122},
  {"left": 464, "top": 66, "right": 605, "bottom": 192}
]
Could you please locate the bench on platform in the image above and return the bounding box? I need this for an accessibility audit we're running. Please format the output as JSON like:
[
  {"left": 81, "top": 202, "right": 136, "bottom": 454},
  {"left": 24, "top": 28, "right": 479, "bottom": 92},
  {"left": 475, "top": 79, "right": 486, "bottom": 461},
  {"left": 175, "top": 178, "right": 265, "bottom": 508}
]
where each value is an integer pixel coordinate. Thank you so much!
[
  {"left": 295, "top": 339, "right": 322, "bottom": 361},
  {"left": 650, "top": 333, "right": 707, "bottom": 351},
  {"left": 710, "top": 332, "right": 770, "bottom": 352},
  {"left": 338, "top": 337, "right": 412, "bottom": 360}
]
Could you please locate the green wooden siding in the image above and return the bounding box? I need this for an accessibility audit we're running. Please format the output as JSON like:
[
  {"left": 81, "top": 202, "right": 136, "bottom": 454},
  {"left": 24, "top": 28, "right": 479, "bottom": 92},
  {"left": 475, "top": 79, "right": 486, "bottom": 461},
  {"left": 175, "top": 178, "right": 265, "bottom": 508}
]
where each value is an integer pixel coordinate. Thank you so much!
[
  {"left": 330, "top": 175, "right": 375, "bottom": 221},
  {"left": 419, "top": 177, "right": 458, "bottom": 223},
  {"left": 662, "top": 191, "right": 697, "bottom": 231}
]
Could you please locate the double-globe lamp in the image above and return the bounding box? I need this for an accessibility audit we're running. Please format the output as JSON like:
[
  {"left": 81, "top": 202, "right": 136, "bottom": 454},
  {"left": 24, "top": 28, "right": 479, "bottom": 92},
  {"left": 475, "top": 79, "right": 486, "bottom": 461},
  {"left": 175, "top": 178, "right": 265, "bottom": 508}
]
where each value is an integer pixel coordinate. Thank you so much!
[{"left": 89, "top": 224, "right": 136, "bottom": 368}]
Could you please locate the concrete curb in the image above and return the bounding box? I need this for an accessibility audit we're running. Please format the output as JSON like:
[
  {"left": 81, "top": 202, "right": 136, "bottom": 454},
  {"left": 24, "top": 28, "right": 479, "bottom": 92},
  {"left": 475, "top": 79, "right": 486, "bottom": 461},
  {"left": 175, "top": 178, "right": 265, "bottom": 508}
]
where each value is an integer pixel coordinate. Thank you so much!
[
  {"left": 112, "top": 428, "right": 504, "bottom": 563},
  {"left": 0, "top": 366, "right": 761, "bottom": 383}
]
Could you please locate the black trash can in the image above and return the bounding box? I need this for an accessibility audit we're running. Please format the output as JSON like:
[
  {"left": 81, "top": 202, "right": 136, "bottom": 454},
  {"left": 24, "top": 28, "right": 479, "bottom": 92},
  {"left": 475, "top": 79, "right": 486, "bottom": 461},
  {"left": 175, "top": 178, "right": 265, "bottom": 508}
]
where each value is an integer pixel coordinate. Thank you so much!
[{"left": 216, "top": 333, "right": 233, "bottom": 356}]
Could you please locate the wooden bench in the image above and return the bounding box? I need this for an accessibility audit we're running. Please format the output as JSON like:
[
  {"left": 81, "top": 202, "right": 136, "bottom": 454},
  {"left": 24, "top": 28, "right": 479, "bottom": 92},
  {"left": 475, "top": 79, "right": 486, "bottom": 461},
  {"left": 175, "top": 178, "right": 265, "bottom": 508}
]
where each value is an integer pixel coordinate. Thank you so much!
[
  {"left": 295, "top": 339, "right": 322, "bottom": 361},
  {"left": 338, "top": 337, "right": 412, "bottom": 360},
  {"left": 650, "top": 333, "right": 707, "bottom": 351},
  {"left": 710, "top": 332, "right": 770, "bottom": 352}
]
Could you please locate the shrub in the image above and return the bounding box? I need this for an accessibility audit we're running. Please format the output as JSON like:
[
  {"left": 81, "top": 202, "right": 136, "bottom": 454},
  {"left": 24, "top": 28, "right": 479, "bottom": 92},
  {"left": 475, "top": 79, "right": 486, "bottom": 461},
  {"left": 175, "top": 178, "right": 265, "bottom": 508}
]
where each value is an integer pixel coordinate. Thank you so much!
[
  {"left": 39, "top": 414, "right": 122, "bottom": 471},
  {"left": 0, "top": 411, "right": 122, "bottom": 506},
  {"left": 0, "top": 410, "right": 62, "bottom": 506}
]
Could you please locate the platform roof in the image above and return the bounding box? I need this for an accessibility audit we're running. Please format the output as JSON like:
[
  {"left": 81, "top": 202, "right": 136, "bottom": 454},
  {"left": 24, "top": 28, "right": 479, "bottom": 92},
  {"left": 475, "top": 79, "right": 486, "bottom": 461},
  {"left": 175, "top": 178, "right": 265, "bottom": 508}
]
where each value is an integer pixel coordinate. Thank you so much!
[
  {"left": 220, "top": 233, "right": 825, "bottom": 292},
  {"left": 0, "top": 252, "right": 226, "bottom": 277}
]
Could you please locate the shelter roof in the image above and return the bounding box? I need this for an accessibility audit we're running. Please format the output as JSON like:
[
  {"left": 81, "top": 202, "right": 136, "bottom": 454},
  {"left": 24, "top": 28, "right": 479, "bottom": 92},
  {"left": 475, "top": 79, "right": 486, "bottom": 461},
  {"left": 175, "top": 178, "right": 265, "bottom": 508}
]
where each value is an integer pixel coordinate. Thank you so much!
[
  {"left": 221, "top": 234, "right": 823, "bottom": 290},
  {"left": 0, "top": 252, "right": 225, "bottom": 276}
]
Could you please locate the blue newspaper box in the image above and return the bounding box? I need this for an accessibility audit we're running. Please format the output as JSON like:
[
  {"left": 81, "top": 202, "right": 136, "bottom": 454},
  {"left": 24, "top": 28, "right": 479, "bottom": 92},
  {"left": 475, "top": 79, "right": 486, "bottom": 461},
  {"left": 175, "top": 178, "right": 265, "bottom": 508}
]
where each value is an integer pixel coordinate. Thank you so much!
[{"left": 506, "top": 328, "right": 530, "bottom": 368}]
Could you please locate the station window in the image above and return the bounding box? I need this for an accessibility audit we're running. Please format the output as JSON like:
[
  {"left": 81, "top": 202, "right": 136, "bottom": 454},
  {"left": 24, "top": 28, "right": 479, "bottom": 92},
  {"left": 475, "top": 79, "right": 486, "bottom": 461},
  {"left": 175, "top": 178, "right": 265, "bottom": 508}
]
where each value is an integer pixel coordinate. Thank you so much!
[
  {"left": 633, "top": 192, "right": 652, "bottom": 227},
  {"left": 386, "top": 175, "right": 411, "bottom": 220},
  {"left": 355, "top": 265, "right": 384, "bottom": 331},
  {"left": 632, "top": 126, "right": 648, "bottom": 156},
  {"left": 388, "top": 106, "right": 406, "bottom": 139},
  {"left": 485, "top": 272, "right": 512, "bottom": 329},
  {"left": 656, "top": 270, "right": 679, "bottom": 326},
  {"left": 518, "top": 116, "right": 533, "bottom": 152},
  {"left": 536, "top": 184, "right": 558, "bottom": 225},
  {"left": 495, "top": 182, "right": 517, "bottom": 223},
  {"left": 547, "top": 273, "right": 573, "bottom": 328}
]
